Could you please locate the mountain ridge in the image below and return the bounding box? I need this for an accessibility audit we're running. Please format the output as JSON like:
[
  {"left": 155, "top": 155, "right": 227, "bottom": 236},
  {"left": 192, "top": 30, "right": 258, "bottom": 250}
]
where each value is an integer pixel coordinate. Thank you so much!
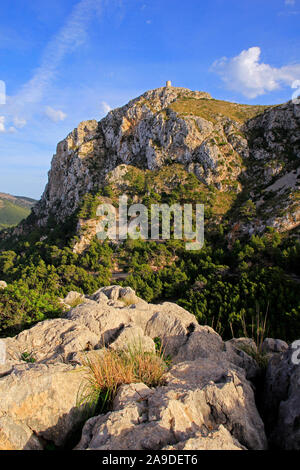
[
  {"left": 0, "top": 192, "right": 36, "bottom": 230},
  {"left": 23, "top": 85, "right": 299, "bottom": 243}
]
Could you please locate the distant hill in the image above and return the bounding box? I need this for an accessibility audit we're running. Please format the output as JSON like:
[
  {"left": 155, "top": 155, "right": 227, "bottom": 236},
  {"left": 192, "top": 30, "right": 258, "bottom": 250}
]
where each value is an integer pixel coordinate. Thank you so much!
[{"left": 0, "top": 193, "right": 36, "bottom": 230}]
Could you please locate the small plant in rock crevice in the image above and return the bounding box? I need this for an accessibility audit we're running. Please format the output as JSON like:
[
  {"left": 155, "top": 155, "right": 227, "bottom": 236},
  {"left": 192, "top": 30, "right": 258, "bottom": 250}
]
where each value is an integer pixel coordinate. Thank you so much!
[{"left": 20, "top": 351, "right": 36, "bottom": 363}]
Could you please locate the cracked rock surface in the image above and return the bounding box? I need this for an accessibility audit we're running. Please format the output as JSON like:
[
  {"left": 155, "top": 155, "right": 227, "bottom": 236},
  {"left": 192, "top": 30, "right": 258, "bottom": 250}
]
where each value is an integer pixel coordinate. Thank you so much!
[{"left": 0, "top": 286, "right": 272, "bottom": 450}]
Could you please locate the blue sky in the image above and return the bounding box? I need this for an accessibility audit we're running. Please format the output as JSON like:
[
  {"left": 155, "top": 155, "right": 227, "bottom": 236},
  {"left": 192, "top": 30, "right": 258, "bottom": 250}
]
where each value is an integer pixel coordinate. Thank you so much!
[{"left": 0, "top": 0, "right": 300, "bottom": 198}]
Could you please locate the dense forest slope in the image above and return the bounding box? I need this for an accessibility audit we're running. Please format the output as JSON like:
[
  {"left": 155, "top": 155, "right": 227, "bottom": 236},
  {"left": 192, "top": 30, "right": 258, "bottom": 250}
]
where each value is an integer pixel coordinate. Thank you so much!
[{"left": 0, "top": 86, "right": 299, "bottom": 341}]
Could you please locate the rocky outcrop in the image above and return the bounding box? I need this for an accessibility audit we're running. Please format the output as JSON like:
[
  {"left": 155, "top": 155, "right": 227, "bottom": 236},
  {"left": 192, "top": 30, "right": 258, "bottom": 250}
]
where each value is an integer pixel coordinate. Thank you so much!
[
  {"left": 263, "top": 345, "right": 300, "bottom": 449},
  {"left": 75, "top": 361, "right": 266, "bottom": 450},
  {"left": 2, "top": 284, "right": 299, "bottom": 450},
  {"left": 26, "top": 85, "right": 299, "bottom": 238},
  {"left": 32, "top": 88, "right": 214, "bottom": 224},
  {"left": 0, "top": 285, "right": 271, "bottom": 450},
  {"left": 262, "top": 338, "right": 288, "bottom": 356},
  {"left": 163, "top": 425, "right": 245, "bottom": 450}
]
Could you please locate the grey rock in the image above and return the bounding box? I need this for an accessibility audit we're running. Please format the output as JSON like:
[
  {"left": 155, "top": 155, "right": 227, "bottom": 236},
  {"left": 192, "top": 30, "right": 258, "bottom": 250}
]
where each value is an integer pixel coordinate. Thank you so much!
[
  {"left": 263, "top": 345, "right": 300, "bottom": 449},
  {"left": 163, "top": 425, "right": 246, "bottom": 450},
  {"left": 227, "top": 337, "right": 258, "bottom": 354},
  {"left": 109, "top": 325, "right": 156, "bottom": 353},
  {"left": 4, "top": 318, "right": 100, "bottom": 364},
  {"left": 63, "top": 291, "right": 85, "bottom": 307}
]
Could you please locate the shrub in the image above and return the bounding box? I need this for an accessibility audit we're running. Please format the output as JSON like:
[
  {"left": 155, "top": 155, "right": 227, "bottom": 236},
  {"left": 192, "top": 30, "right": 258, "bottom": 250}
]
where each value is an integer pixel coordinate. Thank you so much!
[
  {"left": 238, "top": 344, "right": 269, "bottom": 370},
  {"left": 20, "top": 351, "right": 36, "bottom": 363}
]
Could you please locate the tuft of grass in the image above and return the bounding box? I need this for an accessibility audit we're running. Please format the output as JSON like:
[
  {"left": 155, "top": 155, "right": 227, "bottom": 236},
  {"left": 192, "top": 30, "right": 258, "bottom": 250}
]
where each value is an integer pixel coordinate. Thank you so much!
[
  {"left": 238, "top": 344, "right": 269, "bottom": 370},
  {"left": 77, "top": 342, "right": 168, "bottom": 415},
  {"left": 154, "top": 336, "right": 172, "bottom": 366},
  {"left": 120, "top": 294, "right": 137, "bottom": 306},
  {"left": 231, "top": 302, "right": 269, "bottom": 369}
]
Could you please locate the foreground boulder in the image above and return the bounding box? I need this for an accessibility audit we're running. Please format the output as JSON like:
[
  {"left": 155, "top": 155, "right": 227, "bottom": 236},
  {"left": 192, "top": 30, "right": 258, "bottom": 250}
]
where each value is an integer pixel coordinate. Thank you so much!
[
  {"left": 0, "top": 286, "right": 270, "bottom": 450},
  {"left": 163, "top": 425, "right": 245, "bottom": 450},
  {"left": 0, "top": 363, "right": 85, "bottom": 450},
  {"left": 3, "top": 317, "right": 100, "bottom": 364}
]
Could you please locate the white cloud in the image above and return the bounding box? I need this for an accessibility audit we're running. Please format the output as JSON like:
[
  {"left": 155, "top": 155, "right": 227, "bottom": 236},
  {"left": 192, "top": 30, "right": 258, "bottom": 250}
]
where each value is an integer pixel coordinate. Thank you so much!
[
  {"left": 101, "top": 101, "right": 112, "bottom": 114},
  {"left": 6, "top": 0, "right": 104, "bottom": 119},
  {"left": 0, "top": 116, "right": 17, "bottom": 133},
  {"left": 13, "top": 117, "right": 27, "bottom": 128},
  {"left": 0, "top": 80, "right": 6, "bottom": 105},
  {"left": 0, "top": 116, "right": 5, "bottom": 133},
  {"left": 45, "top": 106, "right": 67, "bottom": 122},
  {"left": 285, "top": 0, "right": 295, "bottom": 5},
  {"left": 212, "top": 47, "right": 300, "bottom": 98}
]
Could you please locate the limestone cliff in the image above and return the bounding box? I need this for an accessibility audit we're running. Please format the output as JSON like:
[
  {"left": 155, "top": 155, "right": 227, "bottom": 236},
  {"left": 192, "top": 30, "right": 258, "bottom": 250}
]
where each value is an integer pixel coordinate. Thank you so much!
[{"left": 31, "top": 86, "right": 299, "bottom": 235}]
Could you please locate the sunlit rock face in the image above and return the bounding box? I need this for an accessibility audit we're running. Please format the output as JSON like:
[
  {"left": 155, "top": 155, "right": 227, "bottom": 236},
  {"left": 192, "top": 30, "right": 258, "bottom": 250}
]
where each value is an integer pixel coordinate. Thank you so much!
[{"left": 29, "top": 86, "right": 299, "bottom": 235}]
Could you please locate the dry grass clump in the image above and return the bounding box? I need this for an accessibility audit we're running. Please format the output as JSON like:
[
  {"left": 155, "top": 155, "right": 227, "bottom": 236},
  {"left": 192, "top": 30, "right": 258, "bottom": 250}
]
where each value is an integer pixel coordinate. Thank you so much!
[
  {"left": 120, "top": 293, "right": 137, "bottom": 306},
  {"left": 67, "top": 297, "right": 85, "bottom": 308},
  {"left": 170, "top": 97, "right": 271, "bottom": 124},
  {"left": 77, "top": 342, "right": 168, "bottom": 414}
]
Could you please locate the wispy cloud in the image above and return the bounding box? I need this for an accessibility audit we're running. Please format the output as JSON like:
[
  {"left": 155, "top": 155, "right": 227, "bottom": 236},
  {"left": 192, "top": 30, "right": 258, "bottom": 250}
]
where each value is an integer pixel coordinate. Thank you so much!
[
  {"left": 101, "top": 101, "right": 112, "bottom": 114},
  {"left": 16, "top": 0, "right": 102, "bottom": 107},
  {"left": 0, "top": 116, "right": 5, "bottom": 133},
  {"left": 4, "top": 0, "right": 104, "bottom": 128},
  {"left": 0, "top": 80, "right": 5, "bottom": 105},
  {"left": 285, "top": 0, "right": 295, "bottom": 5},
  {"left": 45, "top": 106, "right": 67, "bottom": 122},
  {"left": 212, "top": 46, "right": 300, "bottom": 98},
  {"left": 13, "top": 117, "right": 27, "bottom": 129}
]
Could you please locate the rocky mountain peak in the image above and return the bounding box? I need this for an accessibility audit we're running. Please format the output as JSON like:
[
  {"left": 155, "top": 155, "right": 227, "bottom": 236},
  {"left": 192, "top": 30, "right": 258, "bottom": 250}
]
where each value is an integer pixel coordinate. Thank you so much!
[
  {"left": 28, "top": 86, "right": 299, "bottom": 239},
  {"left": 132, "top": 85, "right": 212, "bottom": 111}
]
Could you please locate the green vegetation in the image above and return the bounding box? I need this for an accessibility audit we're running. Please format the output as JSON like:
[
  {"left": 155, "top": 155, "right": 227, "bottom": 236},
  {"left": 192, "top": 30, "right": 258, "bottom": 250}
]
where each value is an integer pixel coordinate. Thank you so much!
[
  {"left": 21, "top": 351, "right": 36, "bottom": 363},
  {"left": 170, "top": 97, "right": 271, "bottom": 124},
  {"left": 0, "top": 234, "right": 112, "bottom": 335},
  {"left": 0, "top": 194, "right": 36, "bottom": 230},
  {"left": 120, "top": 234, "right": 300, "bottom": 341}
]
